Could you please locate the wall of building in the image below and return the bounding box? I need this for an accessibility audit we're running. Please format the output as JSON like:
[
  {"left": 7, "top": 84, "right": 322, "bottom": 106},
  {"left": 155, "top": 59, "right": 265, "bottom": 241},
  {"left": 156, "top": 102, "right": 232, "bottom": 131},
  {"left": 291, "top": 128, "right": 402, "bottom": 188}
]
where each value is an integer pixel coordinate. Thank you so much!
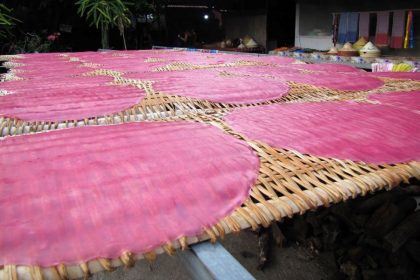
[
  {"left": 224, "top": 12, "right": 267, "bottom": 48},
  {"left": 295, "top": 0, "right": 420, "bottom": 55}
]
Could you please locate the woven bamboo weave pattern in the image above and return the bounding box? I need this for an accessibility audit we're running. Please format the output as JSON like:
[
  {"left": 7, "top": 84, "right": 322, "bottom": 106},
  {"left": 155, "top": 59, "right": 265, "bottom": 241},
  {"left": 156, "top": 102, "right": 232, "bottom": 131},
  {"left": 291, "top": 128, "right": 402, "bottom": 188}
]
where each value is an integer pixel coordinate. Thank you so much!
[{"left": 0, "top": 50, "right": 420, "bottom": 280}]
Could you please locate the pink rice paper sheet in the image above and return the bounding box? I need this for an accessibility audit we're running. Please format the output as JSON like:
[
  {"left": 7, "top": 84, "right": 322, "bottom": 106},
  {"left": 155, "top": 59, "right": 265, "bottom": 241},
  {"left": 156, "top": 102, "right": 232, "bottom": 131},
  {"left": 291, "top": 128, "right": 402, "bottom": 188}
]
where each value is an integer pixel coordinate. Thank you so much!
[
  {"left": 11, "top": 66, "right": 88, "bottom": 80},
  {"left": 69, "top": 54, "right": 189, "bottom": 73},
  {"left": 224, "top": 102, "right": 420, "bottom": 164},
  {"left": 228, "top": 63, "right": 362, "bottom": 78},
  {"left": 67, "top": 50, "right": 296, "bottom": 74},
  {"left": 70, "top": 50, "right": 187, "bottom": 61},
  {"left": 68, "top": 50, "right": 252, "bottom": 73},
  {"left": 229, "top": 67, "right": 383, "bottom": 91},
  {"left": 10, "top": 53, "right": 76, "bottom": 68},
  {"left": 0, "top": 122, "right": 259, "bottom": 266},
  {"left": 158, "top": 51, "right": 241, "bottom": 64},
  {"left": 10, "top": 53, "right": 64, "bottom": 63},
  {"left": 133, "top": 51, "right": 296, "bottom": 65},
  {"left": 282, "top": 72, "right": 383, "bottom": 91},
  {"left": 67, "top": 51, "right": 169, "bottom": 72},
  {"left": 229, "top": 66, "right": 300, "bottom": 76},
  {"left": 369, "top": 72, "right": 420, "bottom": 81},
  {"left": 237, "top": 55, "right": 295, "bottom": 65},
  {"left": 0, "top": 53, "right": 147, "bottom": 121},
  {"left": 14, "top": 51, "right": 151, "bottom": 73},
  {"left": 179, "top": 52, "right": 297, "bottom": 66},
  {"left": 288, "top": 63, "right": 365, "bottom": 73},
  {"left": 368, "top": 91, "right": 420, "bottom": 114},
  {"left": 0, "top": 76, "right": 145, "bottom": 121},
  {"left": 0, "top": 74, "right": 113, "bottom": 90},
  {"left": 273, "top": 72, "right": 383, "bottom": 91},
  {"left": 4, "top": 54, "right": 88, "bottom": 79},
  {"left": 126, "top": 69, "right": 289, "bottom": 104}
]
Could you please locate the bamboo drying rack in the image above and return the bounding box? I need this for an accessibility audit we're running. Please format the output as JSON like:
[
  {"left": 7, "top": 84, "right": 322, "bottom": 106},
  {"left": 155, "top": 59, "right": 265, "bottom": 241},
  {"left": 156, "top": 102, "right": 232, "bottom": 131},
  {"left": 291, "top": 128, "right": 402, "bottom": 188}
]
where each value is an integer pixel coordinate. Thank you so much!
[{"left": 0, "top": 53, "right": 419, "bottom": 280}]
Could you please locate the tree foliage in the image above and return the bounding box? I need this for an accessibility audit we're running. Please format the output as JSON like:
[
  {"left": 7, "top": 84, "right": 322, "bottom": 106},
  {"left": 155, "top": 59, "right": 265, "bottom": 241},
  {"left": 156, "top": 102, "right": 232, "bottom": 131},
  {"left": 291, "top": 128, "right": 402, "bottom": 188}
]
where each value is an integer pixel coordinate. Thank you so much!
[
  {"left": 75, "top": 0, "right": 131, "bottom": 29},
  {"left": 0, "top": 4, "right": 19, "bottom": 39},
  {"left": 75, "top": 0, "right": 132, "bottom": 49}
]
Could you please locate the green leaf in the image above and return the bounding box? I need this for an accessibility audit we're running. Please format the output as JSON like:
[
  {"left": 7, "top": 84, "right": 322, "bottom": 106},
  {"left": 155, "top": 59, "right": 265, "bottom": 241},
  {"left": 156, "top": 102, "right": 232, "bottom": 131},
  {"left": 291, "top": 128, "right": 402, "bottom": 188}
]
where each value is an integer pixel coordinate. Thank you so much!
[{"left": 75, "top": 0, "right": 133, "bottom": 40}]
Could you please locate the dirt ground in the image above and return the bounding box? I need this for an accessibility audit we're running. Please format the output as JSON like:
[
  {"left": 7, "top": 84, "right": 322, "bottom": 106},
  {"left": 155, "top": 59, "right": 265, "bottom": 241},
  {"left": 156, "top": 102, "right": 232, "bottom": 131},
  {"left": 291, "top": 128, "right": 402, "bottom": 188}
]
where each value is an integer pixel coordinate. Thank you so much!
[{"left": 92, "top": 230, "right": 335, "bottom": 280}]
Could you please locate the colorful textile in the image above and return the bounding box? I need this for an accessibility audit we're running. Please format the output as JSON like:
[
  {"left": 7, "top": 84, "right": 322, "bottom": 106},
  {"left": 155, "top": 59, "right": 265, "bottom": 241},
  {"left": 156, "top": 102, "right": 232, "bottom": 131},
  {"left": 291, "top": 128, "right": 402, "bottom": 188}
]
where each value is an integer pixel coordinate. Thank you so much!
[
  {"left": 347, "top": 13, "right": 360, "bottom": 43},
  {"left": 371, "top": 63, "right": 394, "bottom": 72},
  {"left": 375, "top": 11, "right": 390, "bottom": 46},
  {"left": 224, "top": 102, "right": 420, "bottom": 164},
  {"left": 358, "top": 12, "right": 370, "bottom": 40},
  {"left": 391, "top": 10, "right": 406, "bottom": 48},
  {"left": 338, "top": 13, "right": 359, "bottom": 43},
  {"left": 404, "top": 11, "right": 414, "bottom": 48},
  {"left": 0, "top": 122, "right": 259, "bottom": 266},
  {"left": 338, "top": 13, "right": 349, "bottom": 44}
]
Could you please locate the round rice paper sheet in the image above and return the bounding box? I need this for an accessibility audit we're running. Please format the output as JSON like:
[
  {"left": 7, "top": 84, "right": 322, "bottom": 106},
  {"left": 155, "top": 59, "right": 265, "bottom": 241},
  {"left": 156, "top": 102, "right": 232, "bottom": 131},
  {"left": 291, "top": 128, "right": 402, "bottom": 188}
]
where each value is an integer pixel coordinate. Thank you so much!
[
  {"left": 224, "top": 102, "right": 420, "bottom": 164},
  {"left": 0, "top": 122, "right": 259, "bottom": 266}
]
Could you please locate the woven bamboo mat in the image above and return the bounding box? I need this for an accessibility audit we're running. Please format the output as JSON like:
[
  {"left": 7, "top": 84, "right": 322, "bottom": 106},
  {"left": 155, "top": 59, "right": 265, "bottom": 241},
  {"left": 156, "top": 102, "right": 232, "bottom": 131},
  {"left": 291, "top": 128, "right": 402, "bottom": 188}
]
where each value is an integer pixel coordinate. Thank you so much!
[{"left": 0, "top": 51, "right": 420, "bottom": 280}]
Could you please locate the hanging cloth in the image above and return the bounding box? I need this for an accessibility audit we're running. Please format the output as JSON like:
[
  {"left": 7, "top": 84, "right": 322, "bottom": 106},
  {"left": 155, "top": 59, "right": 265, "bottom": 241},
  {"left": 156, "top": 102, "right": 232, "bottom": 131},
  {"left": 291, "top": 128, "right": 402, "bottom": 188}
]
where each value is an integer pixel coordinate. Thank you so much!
[
  {"left": 332, "top": 13, "right": 339, "bottom": 46},
  {"left": 347, "top": 13, "right": 359, "bottom": 42},
  {"left": 338, "top": 13, "right": 349, "bottom": 44},
  {"left": 391, "top": 11, "right": 406, "bottom": 48},
  {"left": 358, "top": 12, "right": 370, "bottom": 39},
  {"left": 391, "top": 11, "right": 405, "bottom": 49},
  {"left": 409, "top": 12, "right": 414, "bottom": 48},
  {"left": 375, "top": 11, "right": 390, "bottom": 46},
  {"left": 338, "top": 12, "right": 359, "bottom": 44},
  {"left": 404, "top": 11, "right": 414, "bottom": 48}
]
